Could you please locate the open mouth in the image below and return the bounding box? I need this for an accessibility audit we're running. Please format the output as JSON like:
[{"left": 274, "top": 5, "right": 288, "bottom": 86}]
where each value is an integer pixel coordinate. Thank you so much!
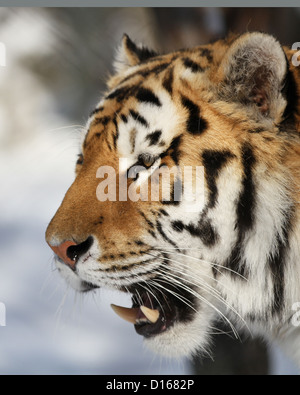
[
  {"left": 111, "top": 283, "right": 196, "bottom": 338},
  {"left": 55, "top": 250, "right": 197, "bottom": 338}
]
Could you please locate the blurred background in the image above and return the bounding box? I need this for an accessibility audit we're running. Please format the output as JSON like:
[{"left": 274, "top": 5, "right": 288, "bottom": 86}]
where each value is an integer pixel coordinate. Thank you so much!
[{"left": 0, "top": 7, "right": 299, "bottom": 375}]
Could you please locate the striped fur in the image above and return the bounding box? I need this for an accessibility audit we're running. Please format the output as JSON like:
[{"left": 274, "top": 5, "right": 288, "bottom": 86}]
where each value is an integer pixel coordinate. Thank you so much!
[{"left": 46, "top": 32, "right": 300, "bottom": 365}]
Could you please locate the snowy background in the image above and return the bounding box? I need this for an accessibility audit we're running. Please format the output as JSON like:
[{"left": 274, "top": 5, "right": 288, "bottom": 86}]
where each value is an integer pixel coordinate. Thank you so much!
[{"left": 0, "top": 7, "right": 299, "bottom": 375}]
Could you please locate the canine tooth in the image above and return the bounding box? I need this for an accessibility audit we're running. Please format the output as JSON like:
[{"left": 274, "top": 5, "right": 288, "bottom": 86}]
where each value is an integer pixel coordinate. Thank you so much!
[
  {"left": 140, "top": 305, "right": 160, "bottom": 323},
  {"left": 111, "top": 304, "right": 139, "bottom": 324}
]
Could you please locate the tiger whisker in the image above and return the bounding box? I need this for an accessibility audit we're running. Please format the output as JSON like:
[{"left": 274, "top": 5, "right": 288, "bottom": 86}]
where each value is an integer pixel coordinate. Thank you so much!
[
  {"left": 159, "top": 258, "right": 237, "bottom": 304},
  {"left": 147, "top": 251, "right": 241, "bottom": 300},
  {"left": 158, "top": 265, "right": 227, "bottom": 306},
  {"left": 145, "top": 252, "right": 239, "bottom": 319},
  {"left": 207, "top": 324, "right": 236, "bottom": 337},
  {"left": 149, "top": 277, "right": 198, "bottom": 313},
  {"left": 44, "top": 124, "right": 86, "bottom": 134},
  {"left": 158, "top": 248, "right": 248, "bottom": 281},
  {"left": 152, "top": 251, "right": 250, "bottom": 333},
  {"left": 133, "top": 277, "right": 167, "bottom": 318},
  {"left": 147, "top": 279, "right": 172, "bottom": 310},
  {"left": 152, "top": 269, "right": 241, "bottom": 339},
  {"left": 156, "top": 265, "right": 244, "bottom": 326},
  {"left": 156, "top": 265, "right": 249, "bottom": 333}
]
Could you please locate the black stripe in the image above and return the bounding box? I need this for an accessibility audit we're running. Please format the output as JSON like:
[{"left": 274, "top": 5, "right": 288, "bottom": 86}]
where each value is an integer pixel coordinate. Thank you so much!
[
  {"left": 160, "top": 135, "right": 182, "bottom": 165},
  {"left": 134, "top": 240, "right": 146, "bottom": 246},
  {"left": 199, "top": 47, "right": 213, "bottom": 62},
  {"left": 136, "top": 88, "right": 161, "bottom": 107},
  {"left": 106, "top": 86, "right": 133, "bottom": 102},
  {"left": 107, "top": 64, "right": 169, "bottom": 104},
  {"left": 124, "top": 34, "right": 158, "bottom": 63},
  {"left": 94, "top": 116, "right": 111, "bottom": 126},
  {"left": 186, "top": 220, "right": 219, "bottom": 247},
  {"left": 102, "top": 258, "right": 158, "bottom": 276},
  {"left": 113, "top": 133, "right": 118, "bottom": 149},
  {"left": 181, "top": 96, "right": 208, "bottom": 135},
  {"left": 89, "top": 106, "right": 104, "bottom": 118},
  {"left": 156, "top": 221, "right": 179, "bottom": 249},
  {"left": 249, "top": 128, "right": 265, "bottom": 134},
  {"left": 139, "top": 62, "right": 170, "bottom": 77},
  {"left": 146, "top": 130, "right": 162, "bottom": 146},
  {"left": 224, "top": 143, "right": 256, "bottom": 278},
  {"left": 281, "top": 57, "right": 298, "bottom": 121},
  {"left": 202, "top": 150, "right": 236, "bottom": 209},
  {"left": 129, "top": 110, "right": 149, "bottom": 128},
  {"left": 139, "top": 211, "right": 155, "bottom": 229},
  {"left": 268, "top": 211, "right": 292, "bottom": 316},
  {"left": 171, "top": 220, "right": 185, "bottom": 232},
  {"left": 112, "top": 115, "right": 119, "bottom": 149},
  {"left": 223, "top": 241, "right": 245, "bottom": 278},
  {"left": 268, "top": 234, "right": 286, "bottom": 316},
  {"left": 163, "top": 66, "right": 174, "bottom": 95},
  {"left": 159, "top": 209, "right": 169, "bottom": 217},
  {"left": 237, "top": 143, "right": 256, "bottom": 234},
  {"left": 170, "top": 135, "right": 182, "bottom": 165},
  {"left": 183, "top": 57, "right": 205, "bottom": 73},
  {"left": 172, "top": 219, "right": 219, "bottom": 247},
  {"left": 121, "top": 114, "right": 128, "bottom": 123},
  {"left": 148, "top": 230, "right": 157, "bottom": 239},
  {"left": 121, "top": 63, "right": 170, "bottom": 85},
  {"left": 107, "top": 141, "right": 112, "bottom": 151}
]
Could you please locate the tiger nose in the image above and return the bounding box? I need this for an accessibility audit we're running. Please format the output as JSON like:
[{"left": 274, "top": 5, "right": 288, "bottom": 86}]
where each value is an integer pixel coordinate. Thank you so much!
[{"left": 48, "top": 236, "right": 94, "bottom": 269}]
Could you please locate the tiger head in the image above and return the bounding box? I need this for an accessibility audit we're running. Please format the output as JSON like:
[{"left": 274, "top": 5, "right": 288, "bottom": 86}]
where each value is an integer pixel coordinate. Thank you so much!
[{"left": 46, "top": 32, "right": 300, "bottom": 358}]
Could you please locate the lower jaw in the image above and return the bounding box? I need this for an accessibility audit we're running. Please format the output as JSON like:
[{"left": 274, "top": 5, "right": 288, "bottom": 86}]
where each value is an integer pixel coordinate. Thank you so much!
[
  {"left": 76, "top": 275, "right": 200, "bottom": 352},
  {"left": 134, "top": 313, "right": 175, "bottom": 338},
  {"left": 142, "top": 326, "right": 192, "bottom": 358}
]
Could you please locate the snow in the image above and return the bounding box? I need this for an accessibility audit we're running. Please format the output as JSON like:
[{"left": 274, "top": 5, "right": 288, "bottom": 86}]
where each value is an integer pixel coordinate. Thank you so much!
[{"left": 0, "top": 129, "right": 190, "bottom": 375}]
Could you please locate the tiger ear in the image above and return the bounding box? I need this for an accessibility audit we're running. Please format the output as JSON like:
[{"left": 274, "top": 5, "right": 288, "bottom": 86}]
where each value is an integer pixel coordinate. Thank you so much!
[
  {"left": 114, "top": 34, "right": 158, "bottom": 72},
  {"left": 217, "top": 32, "right": 288, "bottom": 120}
]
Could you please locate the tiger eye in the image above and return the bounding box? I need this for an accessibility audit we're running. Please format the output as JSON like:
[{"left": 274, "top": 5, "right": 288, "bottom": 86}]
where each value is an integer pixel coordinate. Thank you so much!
[
  {"left": 143, "top": 158, "right": 156, "bottom": 168},
  {"left": 139, "top": 153, "right": 156, "bottom": 168}
]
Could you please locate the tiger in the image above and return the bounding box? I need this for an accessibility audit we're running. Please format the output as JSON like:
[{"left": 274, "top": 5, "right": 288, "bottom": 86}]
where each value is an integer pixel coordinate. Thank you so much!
[{"left": 45, "top": 31, "right": 300, "bottom": 367}]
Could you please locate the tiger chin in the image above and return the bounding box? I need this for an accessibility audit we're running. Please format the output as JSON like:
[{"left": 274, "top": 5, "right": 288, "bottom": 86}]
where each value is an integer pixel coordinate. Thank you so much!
[{"left": 46, "top": 32, "right": 300, "bottom": 366}]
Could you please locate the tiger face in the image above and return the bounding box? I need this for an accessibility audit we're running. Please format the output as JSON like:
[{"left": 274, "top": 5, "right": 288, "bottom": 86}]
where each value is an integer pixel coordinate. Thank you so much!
[{"left": 46, "top": 32, "right": 300, "bottom": 361}]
